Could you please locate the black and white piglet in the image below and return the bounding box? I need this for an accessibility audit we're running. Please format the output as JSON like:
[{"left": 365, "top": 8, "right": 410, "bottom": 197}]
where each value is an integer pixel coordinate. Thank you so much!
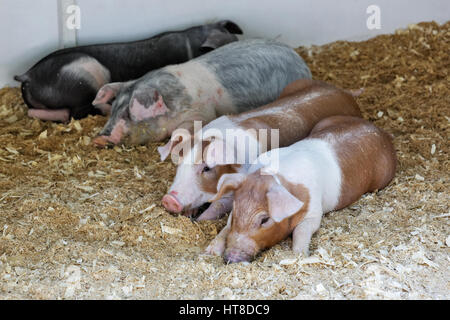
[{"left": 14, "top": 20, "right": 242, "bottom": 121}]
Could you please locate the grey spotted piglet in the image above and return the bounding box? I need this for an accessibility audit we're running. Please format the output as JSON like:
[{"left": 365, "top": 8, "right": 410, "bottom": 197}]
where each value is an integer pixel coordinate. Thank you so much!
[{"left": 92, "top": 39, "right": 312, "bottom": 147}]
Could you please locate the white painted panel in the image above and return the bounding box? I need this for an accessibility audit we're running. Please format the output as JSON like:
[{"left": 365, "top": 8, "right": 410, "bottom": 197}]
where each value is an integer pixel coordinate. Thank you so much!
[
  {"left": 1, "top": 0, "right": 449, "bottom": 87},
  {"left": 0, "top": 0, "right": 59, "bottom": 87},
  {"left": 75, "top": 0, "right": 449, "bottom": 46}
]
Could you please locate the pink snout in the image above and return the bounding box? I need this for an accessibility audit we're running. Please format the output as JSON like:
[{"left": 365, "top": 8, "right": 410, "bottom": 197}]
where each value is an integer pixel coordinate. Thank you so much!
[
  {"left": 224, "top": 249, "right": 252, "bottom": 264},
  {"left": 162, "top": 193, "right": 183, "bottom": 213}
]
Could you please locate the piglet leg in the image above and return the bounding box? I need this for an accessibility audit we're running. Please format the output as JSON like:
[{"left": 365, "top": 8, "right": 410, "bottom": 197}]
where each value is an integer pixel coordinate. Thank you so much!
[
  {"left": 292, "top": 216, "right": 322, "bottom": 256},
  {"left": 196, "top": 197, "right": 233, "bottom": 221},
  {"left": 28, "top": 108, "right": 70, "bottom": 122},
  {"left": 204, "top": 213, "right": 232, "bottom": 256}
]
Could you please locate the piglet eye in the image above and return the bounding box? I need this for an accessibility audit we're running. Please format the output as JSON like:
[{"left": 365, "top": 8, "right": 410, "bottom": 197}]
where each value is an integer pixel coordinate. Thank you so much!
[
  {"left": 260, "top": 216, "right": 270, "bottom": 226},
  {"left": 122, "top": 108, "right": 130, "bottom": 120},
  {"left": 202, "top": 166, "right": 211, "bottom": 173}
]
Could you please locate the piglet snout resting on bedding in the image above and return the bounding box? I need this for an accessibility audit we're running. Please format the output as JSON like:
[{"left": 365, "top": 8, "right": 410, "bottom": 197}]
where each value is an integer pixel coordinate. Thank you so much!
[{"left": 206, "top": 116, "right": 397, "bottom": 263}]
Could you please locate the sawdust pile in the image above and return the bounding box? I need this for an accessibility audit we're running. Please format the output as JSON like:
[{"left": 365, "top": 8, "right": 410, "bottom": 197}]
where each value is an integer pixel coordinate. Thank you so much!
[{"left": 0, "top": 21, "right": 449, "bottom": 299}]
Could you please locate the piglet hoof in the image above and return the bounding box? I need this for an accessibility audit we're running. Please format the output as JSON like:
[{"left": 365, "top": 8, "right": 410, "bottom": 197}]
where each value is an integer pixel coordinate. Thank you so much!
[
  {"left": 204, "top": 241, "right": 225, "bottom": 256},
  {"left": 348, "top": 88, "right": 364, "bottom": 97},
  {"left": 293, "top": 246, "right": 310, "bottom": 258}
]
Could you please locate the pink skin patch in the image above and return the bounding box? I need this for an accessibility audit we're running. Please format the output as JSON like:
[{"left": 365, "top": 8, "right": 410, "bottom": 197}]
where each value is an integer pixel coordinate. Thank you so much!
[
  {"left": 108, "top": 119, "right": 128, "bottom": 144},
  {"left": 28, "top": 108, "right": 70, "bottom": 122},
  {"left": 92, "top": 119, "right": 129, "bottom": 147},
  {"left": 130, "top": 96, "right": 169, "bottom": 122}
]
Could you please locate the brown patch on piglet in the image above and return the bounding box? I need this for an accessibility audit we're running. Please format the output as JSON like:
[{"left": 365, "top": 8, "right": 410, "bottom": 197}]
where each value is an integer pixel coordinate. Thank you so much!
[
  {"left": 199, "top": 164, "right": 241, "bottom": 194},
  {"left": 238, "top": 79, "right": 362, "bottom": 149},
  {"left": 310, "top": 115, "right": 397, "bottom": 210}
]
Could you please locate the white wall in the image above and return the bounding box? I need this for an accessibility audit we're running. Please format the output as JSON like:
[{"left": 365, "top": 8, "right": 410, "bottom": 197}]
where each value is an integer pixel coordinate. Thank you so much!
[
  {"left": 1, "top": 0, "right": 449, "bottom": 87},
  {"left": 0, "top": 0, "right": 59, "bottom": 87}
]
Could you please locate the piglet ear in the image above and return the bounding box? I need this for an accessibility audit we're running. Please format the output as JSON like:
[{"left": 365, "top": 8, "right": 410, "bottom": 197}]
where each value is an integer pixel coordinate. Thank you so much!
[
  {"left": 157, "top": 140, "right": 175, "bottom": 162},
  {"left": 201, "top": 30, "right": 238, "bottom": 52},
  {"left": 267, "top": 184, "right": 304, "bottom": 223},
  {"left": 129, "top": 90, "right": 169, "bottom": 122},
  {"left": 217, "top": 20, "right": 243, "bottom": 34},
  {"left": 93, "top": 82, "right": 123, "bottom": 105},
  {"left": 210, "top": 173, "right": 246, "bottom": 202}
]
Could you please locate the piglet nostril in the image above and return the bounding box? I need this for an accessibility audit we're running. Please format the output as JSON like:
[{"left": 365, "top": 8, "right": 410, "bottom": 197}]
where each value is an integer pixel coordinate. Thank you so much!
[
  {"left": 224, "top": 251, "right": 250, "bottom": 264},
  {"left": 162, "top": 194, "right": 183, "bottom": 213}
]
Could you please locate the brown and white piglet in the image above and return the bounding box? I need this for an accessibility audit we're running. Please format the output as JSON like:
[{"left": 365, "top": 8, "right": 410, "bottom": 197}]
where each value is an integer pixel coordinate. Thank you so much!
[
  {"left": 160, "top": 79, "right": 362, "bottom": 220},
  {"left": 206, "top": 116, "right": 397, "bottom": 263}
]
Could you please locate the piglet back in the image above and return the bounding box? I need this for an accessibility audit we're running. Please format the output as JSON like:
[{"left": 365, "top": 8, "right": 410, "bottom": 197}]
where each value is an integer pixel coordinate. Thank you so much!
[
  {"left": 235, "top": 79, "right": 362, "bottom": 149},
  {"left": 310, "top": 116, "right": 397, "bottom": 210}
]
